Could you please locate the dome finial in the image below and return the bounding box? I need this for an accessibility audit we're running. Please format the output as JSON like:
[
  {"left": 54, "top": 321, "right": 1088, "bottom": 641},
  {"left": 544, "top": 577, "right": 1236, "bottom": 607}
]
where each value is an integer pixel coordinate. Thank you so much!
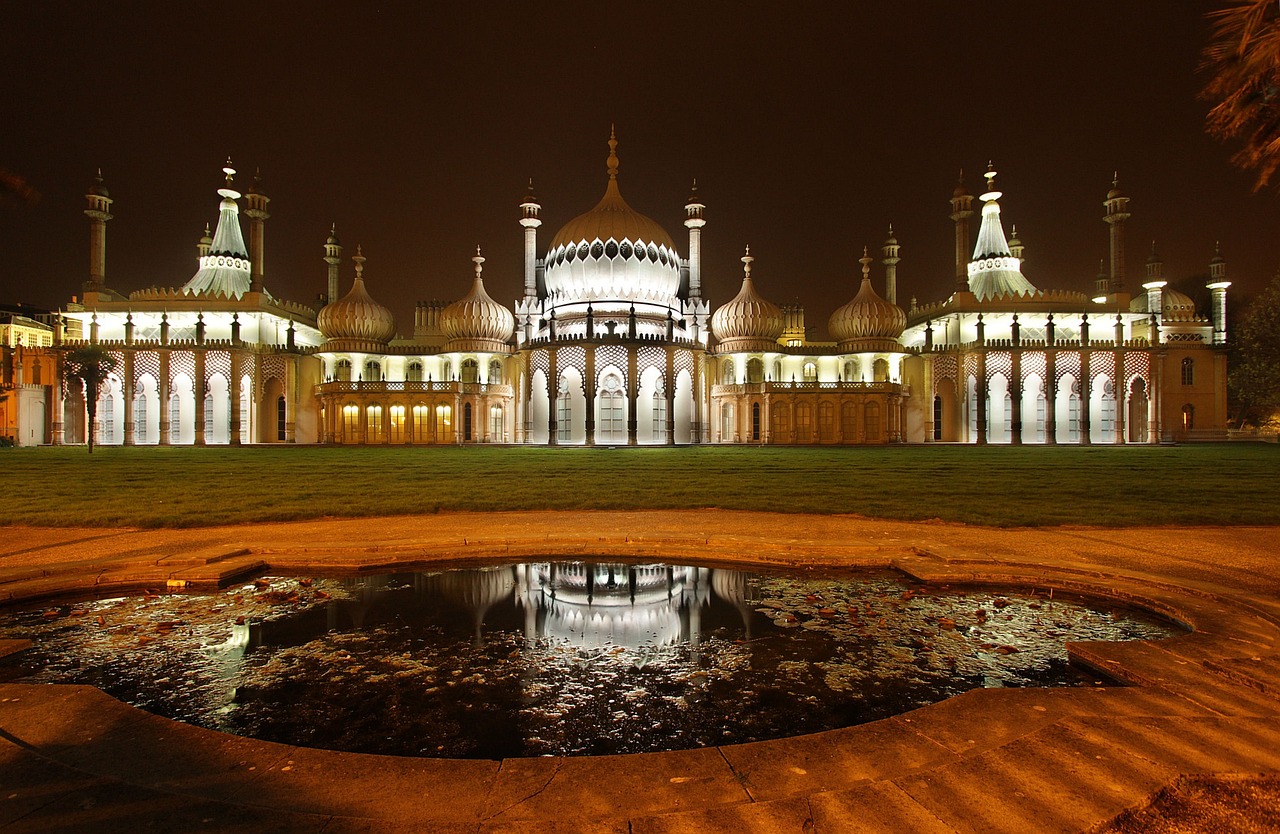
[
  {"left": 353, "top": 244, "right": 366, "bottom": 280},
  {"left": 222, "top": 157, "right": 236, "bottom": 187},
  {"left": 860, "top": 246, "right": 873, "bottom": 281},
  {"left": 741, "top": 245, "right": 754, "bottom": 278},
  {"left": 473, "top": 244, "right": 485, "bottom": 279},
  {"left": 607, "top": 125, "right": 619, "bottom": 180}
]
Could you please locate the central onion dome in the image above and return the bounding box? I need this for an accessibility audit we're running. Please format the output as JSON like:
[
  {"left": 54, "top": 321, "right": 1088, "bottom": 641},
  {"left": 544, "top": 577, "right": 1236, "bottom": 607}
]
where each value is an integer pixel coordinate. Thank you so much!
[
  {"left": 542, "top": 129, "right": 682, "bottom": 314},
  {"left": 441, "top": 247, "right": 516, "bottom": 352},
  {"left": 829, "top": 248, "right": 906, "bottom": 351},
  {"left": 318, "top": 246, "right": 397, "bottom": 351},
  {"left": 711, "top": 248, "right": 784, "bottom": 351}
]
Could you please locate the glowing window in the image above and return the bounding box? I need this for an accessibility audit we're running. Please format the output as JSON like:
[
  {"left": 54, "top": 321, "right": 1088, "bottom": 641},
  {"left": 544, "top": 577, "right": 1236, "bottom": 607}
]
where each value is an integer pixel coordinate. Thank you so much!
[
  {"left": 746, "top": 358, "right": 764, "bottom": 384},
  {"left": 335, "top": 359, "right": 352, "bottom": 382},
  {"left": 653, "top": 389, "right": 667, "bottom": 440},
  {"left": 390, "top": 405, "right": 405, "bottom": 443},
  {"left": 435, "top": 404, "right": 452, "bottom": 441},
  {"left": 406, "top": 361, "right": 423, "bottom": 383},
  {"left": 1181, "top": 357, "right": 1194, "bottom": 386},
  {"left": 461, "top": 359, "right": 479, "bottom": 384},
  {"left": 342, "top": 404, "right": 359, "bottom": 440},
  {"left": 490, "top": 405, "right": 504, "bottom": 442},
  {"left": 802, "top": 362, "right": 818, "bottom": 383},
  {"left": 720, "top": 402, "right": 734, "bottom": 442},
  {"left": 488, "top": 359, "right": 503, "bottom": 385}
]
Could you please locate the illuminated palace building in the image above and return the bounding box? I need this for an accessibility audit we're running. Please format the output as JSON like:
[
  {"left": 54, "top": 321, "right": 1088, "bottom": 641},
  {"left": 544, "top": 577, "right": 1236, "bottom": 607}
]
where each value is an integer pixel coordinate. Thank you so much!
[{"left": 1, "top": 135, "right": 1232, "bottom": 448}]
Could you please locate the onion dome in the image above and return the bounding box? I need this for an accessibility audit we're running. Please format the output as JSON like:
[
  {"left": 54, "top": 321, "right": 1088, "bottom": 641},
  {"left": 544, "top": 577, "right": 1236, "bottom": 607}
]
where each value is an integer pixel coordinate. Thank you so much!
[
  {"left": 1161, "top": 287, "right": 1199, "bottom": 322},
  {"left": 829, "top": 247, "right": 907, "bottom": 351},
  {"left": 1106, "top": 173, "right": 1127, "bottom": 201},
  {"left": 440, "top": 247, "right": 516, "bottom": 352},
  {"left": 88, "top": 169, "right": 109, "bottom": 198},
  {"left": 542, "top": 128, "right": 682, "bottom": 312},
  {"left": 711, "top": 247, "right": 785, "bottom": 351},
  {"left": 317, "top": 245, "right": 397, "bottom": 350}
]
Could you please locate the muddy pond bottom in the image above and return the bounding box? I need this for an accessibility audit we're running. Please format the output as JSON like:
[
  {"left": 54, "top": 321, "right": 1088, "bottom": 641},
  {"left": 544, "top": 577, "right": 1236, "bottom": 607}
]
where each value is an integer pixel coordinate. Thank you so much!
[{"left": 0, "top": 562, "right": 1180, "bottom": 758}]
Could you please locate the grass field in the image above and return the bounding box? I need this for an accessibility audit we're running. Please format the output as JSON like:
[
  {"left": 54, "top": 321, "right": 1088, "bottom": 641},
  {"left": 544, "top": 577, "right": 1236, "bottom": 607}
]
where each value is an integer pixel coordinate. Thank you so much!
[{"left": 1, "top": 443, "right": 1277, "bottom": 529}]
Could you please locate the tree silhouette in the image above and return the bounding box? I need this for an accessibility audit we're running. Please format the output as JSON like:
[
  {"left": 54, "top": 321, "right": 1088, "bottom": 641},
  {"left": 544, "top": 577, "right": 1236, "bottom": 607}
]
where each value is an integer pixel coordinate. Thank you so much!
[
  {"left": 1202, "top": 0, "right": 1280, "bottom": 190},
  {"left": 1229, "top": 272, "right": 1280, "bottom": 427},
  {"left": 62, "top": 346, "right": 118, "bottom": 453}
]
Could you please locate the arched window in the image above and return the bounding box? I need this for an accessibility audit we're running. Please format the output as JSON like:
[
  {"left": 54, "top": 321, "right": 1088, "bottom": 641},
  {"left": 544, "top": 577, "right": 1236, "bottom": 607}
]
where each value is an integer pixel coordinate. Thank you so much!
[
  {"left": 169, "top": 395, "right": 181, "bottom": 441},
  {"left": 406, "top": 361, "right": 424, "bottom": 383},
  {"left": 864, "top": 402, "right": 882, "bottom": 442},
  {"left": 751, "top": 402, "right": 761, "bottom": 441},
  {"left": 746, "top": 358, "right": 764, "bottom": 384},
  {"left": 933, "top": 396, "right": 943, "bottom": 441},
  {"left": 488, "top": 359, "right": 503, "bottom": 385},
  {"left": 843, "top": 401, "right": 859, "bottom": 440},
  {"left": 102, "top": 395, "right": 114, "bottom": 440},
  {"left": 873, "top": 358, "right": 889, "bottom": 382},
  {"left": 1003, "top": 392, "right": 1012, "bottom": 438},
  {"left": 335, "top": 359, "right": 352, "bottom": 382},
  {"left": 1035, "top": 387, "right": 1047, "bottom": 443},
  {"left": 795, "top": 402, "right": 813, "bottom": 441},
  {"left": 463, "top": 402, "right": 473, "bottom": 441},
  {"left": 342, "top": 404, "right": 359, "bottom": 440},
  {"left": 435, "top": 404, "right": 452, "bottom": 441},
  {"left": 599, "top": 374, "right": 625, "bottom": 442},
  {"left": 490, "top": 404, "right": 505, "bottom": 442},
  {"left": 135, "top": 393, "right": 147, "bottom": 444},
  {"left": 818, "top": 401, "right": 835, "bottom": 441},
  {"left": 412, "top": 404, "right": 429, "bottom": 440},
  {"left": 1181, "top": 357, "right": 1194, "bottom": 386},
  {"left": 31, "top": 361, "right": 41, "bottom": 385},
  {"left": 366, "top": 404, "right": 382, "bottom": 441},
  {"left": 652, "top": 388, "right": 667, "bottom": 441},
  {"left": 363, "top": 360, "right": 382, "bottom": 382},
  {"left": 721, "top": 361, "right": 735, "bottom": 385},
  {"left": 276, "top": 395, "right": 286, "bottom": 440},
  {"left": 771, "top": 405, "right": 790, "bottom": 441},
  {"left": 842, "top": 360, "right": 856, "bottom": 382},
  {"left": 802, "top": 362, "right": 818, "bottom": 383},
  {"left": 1101, "top": 380, "right": 1116, "bottom": 436},
  {"left": 1068, "top": 381, "right": 1081, "bottom": 443},
  {"left": 204, "top": 393, "right": 214, "bottom": 438},
  {"left": 773, "top": 360, "right": 783, "bottom": 381},
  {"left": 720, "top": 402, "right": 735, "bottom": 442},
  {"left": 389, "top": 405, "right": 405, "bottom": 443},
  {"left": 1182, "top": 404, "right": 1195, "bottom": 432},
  {"left": 461, "top": 359, "right": 480, "bottom": 384}
]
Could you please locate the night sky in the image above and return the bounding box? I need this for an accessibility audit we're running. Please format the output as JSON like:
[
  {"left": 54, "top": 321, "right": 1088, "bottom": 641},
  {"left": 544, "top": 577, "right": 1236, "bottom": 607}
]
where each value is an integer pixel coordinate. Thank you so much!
[{"left": 2, "top": 2, "right": 1275, "bottom": 338}]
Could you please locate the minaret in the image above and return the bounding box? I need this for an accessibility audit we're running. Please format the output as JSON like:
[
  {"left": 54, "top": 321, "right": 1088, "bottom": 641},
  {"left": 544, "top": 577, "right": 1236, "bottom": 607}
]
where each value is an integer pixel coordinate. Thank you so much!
[
  {"left": 519, "top": 180, "right": 541, "bottom": 301},
  {"left": 1008, "top": 225, "right": 1024, "bottom": 263},
  {"left": 949, "top": 170, "right": 974, "bottom": 293},
  {"left": 84, "top": 169, "right": 113, "bottom": 293},
  {"left": 1104, "top": 174, "right": 1131, "bottom": 294},
  {"left": 324, "top": 224, "right": 343, "bottom": 304},
  {"left": 685, "top": 179, "right": 706, "bottom": 301},
  {"left": 881, "top": 224, "right": 900, "bottom": 305},
  {"left": 1094, "top": 259, "right": 1110, "bottom": 297},
  {"left": 1142, "top": 241, "right": 1166, "bottom": 329},
  {"left": 1207, "top": 241, "right": 1231, "bottom": 345},
  {"left": 197, "top": 223, "right": 213, "bottom": 259},
  {"left": 244, "top": 167, "right": 270, "bottom": 294}
]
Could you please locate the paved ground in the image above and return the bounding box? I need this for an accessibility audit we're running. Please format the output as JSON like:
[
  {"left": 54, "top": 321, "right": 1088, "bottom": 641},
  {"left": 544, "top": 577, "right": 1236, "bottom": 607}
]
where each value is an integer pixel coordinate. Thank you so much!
[{"left": 2, "top": 511, "right": 1279, "bottom": 833}]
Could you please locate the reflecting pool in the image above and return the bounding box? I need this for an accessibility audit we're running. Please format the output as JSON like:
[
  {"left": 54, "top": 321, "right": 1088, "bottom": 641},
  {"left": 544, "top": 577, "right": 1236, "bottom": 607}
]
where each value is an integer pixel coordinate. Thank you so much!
[{"left": 0, "top": 563, "right": 1180, "bottom": 758}]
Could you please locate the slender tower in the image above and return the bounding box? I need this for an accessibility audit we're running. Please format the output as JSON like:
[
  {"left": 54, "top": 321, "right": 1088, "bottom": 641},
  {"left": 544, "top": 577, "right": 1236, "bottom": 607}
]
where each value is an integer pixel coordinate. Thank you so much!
[
  {"left": 244, "top": 167, "right": 270, "bottom": 294},
  {"left": 685, "top": 180, "right": 706, "bottom": 301},
  {"left": 1103, "top": 174, "right": 1130, "bottom": 294},
  {"left": 84, "top": 170, "right": 113, "bottom": 294},
  {"left": 324, "top": 224, "right": 343, "bottom": 304},
  {"left": 1142, "top": 241, "right": 1166, "bottom": 341},
  {"left": 1207, "top": 242, "right": 1231, "bottom": 345},
  {"left": 949, "top": 171, "right": 974, "bottom": 293},
  {"left": 519, "top": 180, "right": 541, "bottom": 302},
  {"left": 1008, "top": 225, "right": 1025, "bottom": 263},
  {"left": 197, "top": 223, "right": 213, "bottom": 259},
  {"left": 881, "top": 224, "right": 900, "bottom": 306}
]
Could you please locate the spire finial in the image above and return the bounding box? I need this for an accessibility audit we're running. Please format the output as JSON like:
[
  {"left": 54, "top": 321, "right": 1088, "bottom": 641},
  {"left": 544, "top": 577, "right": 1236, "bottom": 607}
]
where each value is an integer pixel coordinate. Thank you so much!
[
  {"left": 860, "top": 246, "right": 873, "bottom": 280},
  {"left": 353, "top": 244, "right": 366, "bottom": 280},
  {"left": 984, "top": 161, "right": 997, "bottom": 186},
  {"left": 741, "top": 245, "right": 753, "bottom": 278},
  {"left": 1113, "top": 171, "right": 1119, "bottom": 189},
  {"left": 222, "top": 157, "right": 235, "bottom": 186},
  {"left": 203, "top": 222, "right": 212, "bottom": 237},
  {"left": 607, "top": 125, "right": 619, "bottom": 180},
  {"left": 473, "top": 244, "right": 485, "bottom": 280}
]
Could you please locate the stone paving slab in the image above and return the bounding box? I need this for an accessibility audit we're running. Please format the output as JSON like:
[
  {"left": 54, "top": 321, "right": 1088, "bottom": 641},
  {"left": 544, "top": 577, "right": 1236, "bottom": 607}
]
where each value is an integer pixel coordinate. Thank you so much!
[
  {"left": 719, "top": 716, "right": 955, "bottom": 800},
  {"left": 809, "top": 782, "right": 956, "bottom": 833},
  {"left": 893, "top": 721, "right": 1177, "bottom": 834},
  {"left": 629, "top": 794, "right": 814, "bottom": 833}
]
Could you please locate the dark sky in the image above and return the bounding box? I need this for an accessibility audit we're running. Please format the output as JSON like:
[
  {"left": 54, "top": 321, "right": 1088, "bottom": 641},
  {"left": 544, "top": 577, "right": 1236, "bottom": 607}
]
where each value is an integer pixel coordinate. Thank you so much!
[{"left": 2, "top": 2, "right": 1275, "bottom": 338}]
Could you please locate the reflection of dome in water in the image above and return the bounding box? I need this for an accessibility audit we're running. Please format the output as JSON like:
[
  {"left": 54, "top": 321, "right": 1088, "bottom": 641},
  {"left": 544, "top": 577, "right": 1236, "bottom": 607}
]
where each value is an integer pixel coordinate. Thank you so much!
[{"left": 516, "top": 562, "right": 711, "bottom": 649}]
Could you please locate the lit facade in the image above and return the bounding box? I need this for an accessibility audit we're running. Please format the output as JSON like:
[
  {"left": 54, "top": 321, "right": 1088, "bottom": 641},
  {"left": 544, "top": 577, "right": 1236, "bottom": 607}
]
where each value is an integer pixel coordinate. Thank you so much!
[{"left": 5, "top": 140, "right": 1231, "bottom": 448}]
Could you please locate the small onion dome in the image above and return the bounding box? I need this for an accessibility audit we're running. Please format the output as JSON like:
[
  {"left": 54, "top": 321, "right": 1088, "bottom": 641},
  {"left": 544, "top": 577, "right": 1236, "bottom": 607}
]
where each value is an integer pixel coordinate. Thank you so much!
[
  {"left": 828, "top": 247, "right": 907, "bottom": 351},
  {"left": 1161, "top": 287, "right": 1199, "bottom": 322},
  {"left": 711, "top": 247, "right": 784, "bottom": 351},
  {"left": 1106, "top": 174, "right": 1127, "bottom": 201},
  {"left": 88, "top": 170, "right": 109, "bottom": 198},
  {"left": 440, "top": 247, "right": 515, "bottom": 352},
  {"left": 317, "top": 245, "right": 397, "bottom": 351}
]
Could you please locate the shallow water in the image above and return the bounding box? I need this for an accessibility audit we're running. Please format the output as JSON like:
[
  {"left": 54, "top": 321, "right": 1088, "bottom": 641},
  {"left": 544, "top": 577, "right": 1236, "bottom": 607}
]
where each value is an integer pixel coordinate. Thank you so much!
[{"left": 0, "top": 563, "right": 1180, "bottom": 758}]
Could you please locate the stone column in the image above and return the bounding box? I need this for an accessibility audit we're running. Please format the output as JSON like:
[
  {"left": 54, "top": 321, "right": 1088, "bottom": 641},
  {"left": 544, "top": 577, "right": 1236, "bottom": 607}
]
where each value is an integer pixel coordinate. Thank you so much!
[
  {"left": 122, "top": 352, "right": 135, "bottom": 446},
  {"left": 194, "top": 350, "right": 207, "bottom": 446},
  {"left": 626, "top": 349, "right": 638, "bottom": 446},
  {"left": 1009, "top": 352, "right": 1023, "bottom": 445},
  {"left": 158, "top": 353, "right": 171, "bottom": 446},
  {"left": 230, "top": 351, "right": 242, "bottom": 445},
  {"left": 284, "top": 358, "right": 297, "bottom": 443},
  {"left": 1114, "top": 350, "right": 1127, "bottom": 444},
  {"left": 1045, "top": 351, "right": 1057, "bottom": 445},
  {"left": 585, "top": 346, "right": 596, "bottom": 446},
  {"left": 1079, "top": 351, "right": 1092, "bottom": 445},
  {"left": 547, "top": 350, "right": 558, "bottom": 446},
  {"left": 974, "top": 351, "right": 988, "bottom": 445}
]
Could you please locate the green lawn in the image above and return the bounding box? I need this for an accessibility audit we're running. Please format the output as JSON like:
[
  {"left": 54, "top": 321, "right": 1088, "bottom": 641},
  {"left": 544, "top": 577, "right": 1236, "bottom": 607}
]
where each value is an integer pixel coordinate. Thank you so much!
[{"left": 1, "top": 444, "right": 1277, "bottom": 529}]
